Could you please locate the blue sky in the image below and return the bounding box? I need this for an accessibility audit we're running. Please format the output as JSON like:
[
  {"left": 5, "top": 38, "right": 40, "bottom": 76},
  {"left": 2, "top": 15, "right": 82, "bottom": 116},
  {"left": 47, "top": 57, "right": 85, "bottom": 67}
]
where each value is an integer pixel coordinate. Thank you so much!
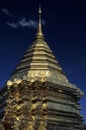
[{"left": 0, "top": 0, "right": 86, "bottom": 123}]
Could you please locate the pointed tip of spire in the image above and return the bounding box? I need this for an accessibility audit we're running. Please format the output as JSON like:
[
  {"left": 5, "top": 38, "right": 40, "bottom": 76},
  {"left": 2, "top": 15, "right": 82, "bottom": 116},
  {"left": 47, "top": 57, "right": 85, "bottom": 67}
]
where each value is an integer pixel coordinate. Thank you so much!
[
  {"left": 35, "top": 4, "right": 44, "bottom": 40},
  {"left": 39, "top": 4, "right": 42, "bottom": 14}
]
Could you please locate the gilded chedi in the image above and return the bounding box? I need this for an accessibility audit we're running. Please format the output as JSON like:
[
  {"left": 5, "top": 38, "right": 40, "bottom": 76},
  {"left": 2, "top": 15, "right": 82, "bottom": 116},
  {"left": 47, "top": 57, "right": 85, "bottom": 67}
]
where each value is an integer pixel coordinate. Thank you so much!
[{"left": 0, "top": 5, "right": 85, "bottom": 130}]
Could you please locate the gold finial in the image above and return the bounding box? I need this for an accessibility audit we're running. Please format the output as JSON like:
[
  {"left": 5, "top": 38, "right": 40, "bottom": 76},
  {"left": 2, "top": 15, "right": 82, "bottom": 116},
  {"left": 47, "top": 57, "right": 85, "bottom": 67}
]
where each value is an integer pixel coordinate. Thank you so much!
[
  {"left": 39, "top": 4, "right": 42, "bottom": 14},
  {"left": 35, "top": 4, "right": 44, "bottom": 39}
]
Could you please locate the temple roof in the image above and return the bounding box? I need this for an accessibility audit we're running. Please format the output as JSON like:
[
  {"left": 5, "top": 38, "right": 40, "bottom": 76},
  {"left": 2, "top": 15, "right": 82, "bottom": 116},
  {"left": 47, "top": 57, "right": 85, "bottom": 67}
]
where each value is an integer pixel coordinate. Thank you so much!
[{"left": 7, "top": 6, "right": 83, "bottom": 96}]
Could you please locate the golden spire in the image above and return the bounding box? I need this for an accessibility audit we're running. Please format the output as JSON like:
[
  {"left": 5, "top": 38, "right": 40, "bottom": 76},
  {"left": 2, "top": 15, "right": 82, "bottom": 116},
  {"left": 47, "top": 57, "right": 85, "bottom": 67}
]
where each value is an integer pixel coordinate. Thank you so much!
[{"left": 35, "top": 4, "right": 44, "bottom": 39}]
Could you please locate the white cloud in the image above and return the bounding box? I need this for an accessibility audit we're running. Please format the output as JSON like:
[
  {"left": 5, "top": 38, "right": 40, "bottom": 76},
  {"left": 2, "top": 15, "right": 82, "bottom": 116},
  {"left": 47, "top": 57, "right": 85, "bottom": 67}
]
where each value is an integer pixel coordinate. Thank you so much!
[
  {"left": 18, "top": 18, "right": 37, "bottom": 28},
  {"left": 1, "top": 9, "right": 46, "bottom": 29},
  {"left": 1, "top": 8, "right": 12, "bottom": 16},
  {"left": 6, "top": 17, "right": 45, "bottom": 29},
  {"left": 42, "top": 20, "right": 46, "bottom": 25},
  {"left": 6, "top": 22, "right": 18, "bottom": 29},
  {"left": 6, "top": 19, "right": 37, "bottom": 29}
]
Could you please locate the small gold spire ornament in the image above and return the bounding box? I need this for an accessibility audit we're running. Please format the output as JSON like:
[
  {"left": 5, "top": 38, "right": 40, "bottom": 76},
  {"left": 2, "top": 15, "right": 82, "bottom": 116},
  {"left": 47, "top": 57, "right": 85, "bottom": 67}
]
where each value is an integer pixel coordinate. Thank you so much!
[
  {"left": 35, "top": 4, "right": 44, "bottom": 39},
  {"left": 28, "top": 121, "right": 34, "bottom": 130},
  {"left": 38, "top": 121, "right": 47, "bottom": 130}
]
